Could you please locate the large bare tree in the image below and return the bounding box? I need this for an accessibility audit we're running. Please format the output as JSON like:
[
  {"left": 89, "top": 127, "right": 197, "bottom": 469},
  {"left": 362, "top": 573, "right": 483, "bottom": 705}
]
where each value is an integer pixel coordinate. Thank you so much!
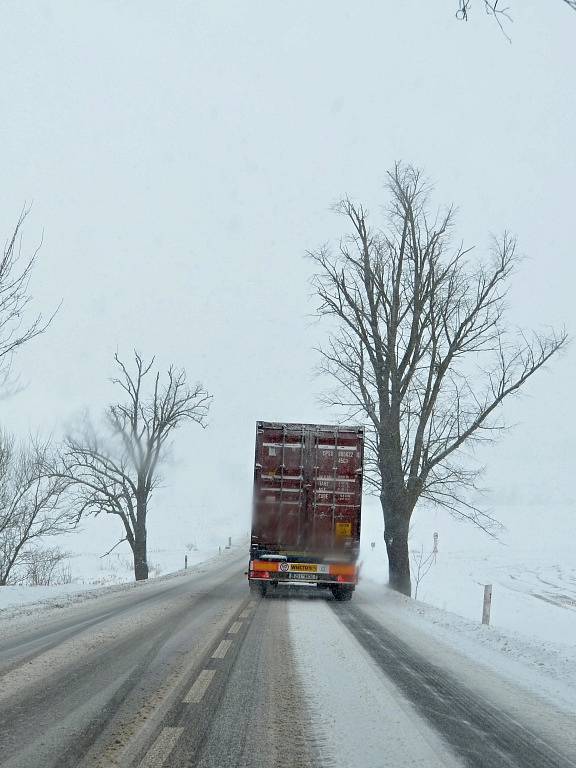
[
  {"left": 0, "top": 435, "right": 73, "bottom": 585},
  {"left": 61, "top": 352, "right": 211, "bottom": 581},
  {"left": 310, "top": 163, "right": 567, "bottom": 596}
]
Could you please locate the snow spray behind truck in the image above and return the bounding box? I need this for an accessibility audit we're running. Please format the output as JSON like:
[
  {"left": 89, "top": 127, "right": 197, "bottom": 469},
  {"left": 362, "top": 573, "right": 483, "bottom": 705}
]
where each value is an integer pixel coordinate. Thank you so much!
[{"left": 248, "top": 421, "right": 364, "bottom": 601}]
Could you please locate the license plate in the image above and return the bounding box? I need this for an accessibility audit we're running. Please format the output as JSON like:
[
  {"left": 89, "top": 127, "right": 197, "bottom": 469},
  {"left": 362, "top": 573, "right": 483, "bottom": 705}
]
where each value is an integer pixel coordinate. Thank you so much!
[{"left": 290, "top": 572, "right": 317, "bottom": 581}]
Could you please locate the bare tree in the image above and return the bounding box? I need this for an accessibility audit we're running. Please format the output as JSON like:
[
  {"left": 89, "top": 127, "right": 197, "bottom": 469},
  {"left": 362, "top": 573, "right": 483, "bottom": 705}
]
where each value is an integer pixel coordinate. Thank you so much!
[
  {"left": 0, "top": 435, "right": 73, "bottom": 585},
  {"left": 20, "top": 545, "right": 71, "bottom": 586},
  {"left": 410, "top": 545, "right": 435, "bottom": 600},
  {"left": 310, "top": 163, "right": 567, "bottom": 596},
  {"left": 0, "top": 210, "right": 55, "bottom": 392},
  {"left": 61, "top": 352, "right": 211, "bottom": 581}
]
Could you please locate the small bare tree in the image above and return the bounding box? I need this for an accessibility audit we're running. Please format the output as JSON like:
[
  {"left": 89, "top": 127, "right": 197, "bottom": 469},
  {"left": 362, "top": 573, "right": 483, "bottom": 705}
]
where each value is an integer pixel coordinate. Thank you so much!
[
  {"left": 310, "top": 163, "right": 567, "bottom": 596},
  {"left": 20, "top": 545, "right": 71, "bottom": 586},
  {"left": 410, "top": 545, "right": 435, "bottom": 600},
  {"left": 0, "top": 210, "right": 55, "bottom": 393},
  {"left": 0, "top": 435, "right": 73, "bottom": 585},
  {"left": 61, "top": 352, "right": 211, "bottom": 581}
]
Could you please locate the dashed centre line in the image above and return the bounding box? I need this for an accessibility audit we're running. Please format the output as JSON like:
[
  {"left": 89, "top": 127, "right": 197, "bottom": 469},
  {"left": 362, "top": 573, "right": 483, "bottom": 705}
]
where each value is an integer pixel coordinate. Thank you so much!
[
  {"left": 140, "top": 606, "right": 250, "bottom": 765},
  {"left": 184, "top": 669, "right": 216, "bottom": 704},
  {"left": 139, "top": 726, "right": 183, "bottom": 768},
  {"left": 212, "top": 639, "right": 232, "bottom": 659}
]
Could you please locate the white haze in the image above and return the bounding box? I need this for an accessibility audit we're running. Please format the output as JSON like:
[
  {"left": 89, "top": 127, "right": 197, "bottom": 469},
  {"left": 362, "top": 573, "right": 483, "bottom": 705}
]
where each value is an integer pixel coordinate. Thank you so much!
[{"left": 0, "top": 1, "right": 573, "bottom": 557}]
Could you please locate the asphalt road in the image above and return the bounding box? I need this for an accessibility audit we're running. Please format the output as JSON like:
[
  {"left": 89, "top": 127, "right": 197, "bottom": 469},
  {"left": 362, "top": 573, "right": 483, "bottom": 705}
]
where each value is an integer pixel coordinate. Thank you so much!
[
  {"left": 0, "top": 553, "right": 317, "bottom": 768},
  {"left": 1, "top": 555, "right": 575, "bottom": 768}
]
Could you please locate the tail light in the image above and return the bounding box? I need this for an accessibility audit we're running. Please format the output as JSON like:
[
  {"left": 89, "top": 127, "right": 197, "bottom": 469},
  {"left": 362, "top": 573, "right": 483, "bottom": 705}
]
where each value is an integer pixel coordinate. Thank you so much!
[{"left": 250, "top": 570, "right": 270, "bottom": 579}]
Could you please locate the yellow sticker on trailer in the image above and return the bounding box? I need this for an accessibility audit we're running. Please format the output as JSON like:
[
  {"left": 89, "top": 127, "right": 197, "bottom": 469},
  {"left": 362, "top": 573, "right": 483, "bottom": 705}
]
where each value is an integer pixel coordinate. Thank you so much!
[
  {"left": 335, "top": 521, "right": 352, "bottom": 537},
  {"left": 290, "top": 563, "right": 317, "bottom": 572}
]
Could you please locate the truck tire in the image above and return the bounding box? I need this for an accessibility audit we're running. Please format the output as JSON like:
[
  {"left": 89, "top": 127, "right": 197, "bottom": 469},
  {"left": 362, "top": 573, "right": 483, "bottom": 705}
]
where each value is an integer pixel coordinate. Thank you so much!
[
  {"left": 250, "top": 581, "right": 268, "bottom": 597},
  {"left": 331, "top": 586, "right": 353, "bottom": 601}
]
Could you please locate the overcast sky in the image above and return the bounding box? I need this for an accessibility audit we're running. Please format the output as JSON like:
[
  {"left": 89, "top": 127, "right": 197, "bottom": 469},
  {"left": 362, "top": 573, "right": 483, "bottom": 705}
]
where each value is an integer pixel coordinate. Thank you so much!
[{"left": 0, "top": 1, "right": 573, "bottom": 555}]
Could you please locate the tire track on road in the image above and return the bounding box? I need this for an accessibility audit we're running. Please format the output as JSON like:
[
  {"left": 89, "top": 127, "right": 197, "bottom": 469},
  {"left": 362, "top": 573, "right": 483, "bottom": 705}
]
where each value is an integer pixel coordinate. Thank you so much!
[{"left": 332, "top": 603, "right": 576, "bottom": 768}]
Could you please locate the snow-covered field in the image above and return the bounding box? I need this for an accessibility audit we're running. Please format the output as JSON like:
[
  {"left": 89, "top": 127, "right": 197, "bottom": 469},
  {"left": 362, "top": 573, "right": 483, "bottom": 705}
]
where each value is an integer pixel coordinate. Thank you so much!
[
  {"left": 360, "top": 499, "right": 576, "bottom": 648},
  {"left": 0, "top": 544, "right": 241, "bottom": 614},
  {"left": 67, "top": 546, "right": 216, "bottom": 587},
  {"left": 0, "top": 505, "right": 248, "bottom": 613}
]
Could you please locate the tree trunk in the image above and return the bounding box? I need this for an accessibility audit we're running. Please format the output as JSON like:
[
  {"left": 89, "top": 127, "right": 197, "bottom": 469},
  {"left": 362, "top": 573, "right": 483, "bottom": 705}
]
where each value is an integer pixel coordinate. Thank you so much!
[
  {"left": 381, "top": 495, "right": 412, "bottom": 596},
  {"left": 133, "top": 531, "right": 148, "bottom": 581},
  {"left": 133, "top": 496, "right": 149, "bottom": 581}
]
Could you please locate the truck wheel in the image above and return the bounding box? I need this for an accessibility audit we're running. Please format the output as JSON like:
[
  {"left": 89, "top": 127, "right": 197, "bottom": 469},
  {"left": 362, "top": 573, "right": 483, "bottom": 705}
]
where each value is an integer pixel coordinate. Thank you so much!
[{"left": 331, "top": 586, "right": 353, "bottom": 601}]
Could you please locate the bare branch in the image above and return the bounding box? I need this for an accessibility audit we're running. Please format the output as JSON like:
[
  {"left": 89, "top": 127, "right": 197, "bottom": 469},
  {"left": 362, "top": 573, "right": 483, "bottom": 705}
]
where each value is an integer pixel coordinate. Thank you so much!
[{"left": 100, "top": 537, "right": 128, "bottom": 558}]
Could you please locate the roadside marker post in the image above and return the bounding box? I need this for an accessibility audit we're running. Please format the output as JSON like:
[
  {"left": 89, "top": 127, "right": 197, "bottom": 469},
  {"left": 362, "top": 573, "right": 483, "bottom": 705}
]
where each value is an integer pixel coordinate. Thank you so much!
[{"left": 482, "top": 584, "right": 492, "bottom": 625}]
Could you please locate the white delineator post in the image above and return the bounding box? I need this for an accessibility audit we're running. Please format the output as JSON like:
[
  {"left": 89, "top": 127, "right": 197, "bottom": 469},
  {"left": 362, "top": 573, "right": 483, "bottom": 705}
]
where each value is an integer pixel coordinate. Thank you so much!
[{"left": 482, "top": 584, "right": 493, "bottom": 625}]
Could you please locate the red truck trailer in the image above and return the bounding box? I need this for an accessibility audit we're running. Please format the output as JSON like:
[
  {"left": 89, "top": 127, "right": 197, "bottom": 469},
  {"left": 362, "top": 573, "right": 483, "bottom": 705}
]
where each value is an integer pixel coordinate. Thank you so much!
[{"left": 248, "top": 421, "right": 364, "bottom": 601}]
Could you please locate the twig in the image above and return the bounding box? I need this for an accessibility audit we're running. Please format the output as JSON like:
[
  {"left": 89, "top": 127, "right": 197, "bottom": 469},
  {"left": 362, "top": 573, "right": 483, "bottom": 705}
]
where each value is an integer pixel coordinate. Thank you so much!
[{"left": 100, "top": 537, "right": 128, "bottom": 558}]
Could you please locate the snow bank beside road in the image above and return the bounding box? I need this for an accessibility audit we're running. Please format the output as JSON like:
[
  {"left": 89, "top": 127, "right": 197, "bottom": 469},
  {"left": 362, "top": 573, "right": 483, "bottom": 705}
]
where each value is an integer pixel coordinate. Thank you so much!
[
  {"left": 356, "top": 581, "right": 576, "bottom": 715},
  {"left": 0, "top": 545, "right": 243, "bottom": 619},
  {"left": 0, "top": 583, "right": 93, "bottom": 612}
]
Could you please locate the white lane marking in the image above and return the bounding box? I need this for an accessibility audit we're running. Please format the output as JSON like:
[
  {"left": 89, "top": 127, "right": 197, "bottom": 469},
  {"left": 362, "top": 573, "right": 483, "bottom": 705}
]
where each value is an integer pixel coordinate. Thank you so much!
[
  {"left": 240, "top": 610, "right": 251, "bottom": 619},
  {"left": 228, "top": 621, "right": 242, "bottom": 634},
  {"left": 184, "top": 669, "right": 215, "bottom": 704},
  {"left": 212, "top": 639, "right": 232, "bottom": 659},
  {"left": 139, "top": 727, "right": 183, "bottom": 768}
]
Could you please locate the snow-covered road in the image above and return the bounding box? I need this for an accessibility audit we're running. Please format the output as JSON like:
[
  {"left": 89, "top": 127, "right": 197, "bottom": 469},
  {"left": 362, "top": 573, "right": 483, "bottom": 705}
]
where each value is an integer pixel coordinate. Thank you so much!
[
  {"left": 1, "top": 558, "right": 575, "bottom": 767},
  {"left": 295, "top": 594, "right": 576, "bottom": 767},
  {"left": 291, "top": 597, "right": 459, "bottom": 767}
]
